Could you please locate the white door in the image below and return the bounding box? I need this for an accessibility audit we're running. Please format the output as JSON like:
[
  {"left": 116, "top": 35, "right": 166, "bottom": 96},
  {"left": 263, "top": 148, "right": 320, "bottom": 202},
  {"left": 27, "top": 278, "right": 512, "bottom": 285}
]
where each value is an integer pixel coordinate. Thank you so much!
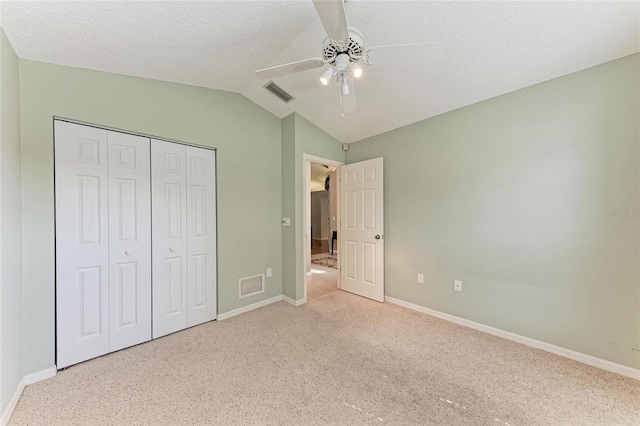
[
  {"left": 107, "top": 132, "right": 152, "bottom": 351},
  {"left": 186, "top": 147, "right": 217, "bottom": 326},
  {"left": 340, "top": 158, "right": 384, "bottom": 302},
  {"left": 55, "top": 121, "right": 110, "bottom": 368},
  {"left": 152, "top": 140, "right": 188, "bottom": 338}
]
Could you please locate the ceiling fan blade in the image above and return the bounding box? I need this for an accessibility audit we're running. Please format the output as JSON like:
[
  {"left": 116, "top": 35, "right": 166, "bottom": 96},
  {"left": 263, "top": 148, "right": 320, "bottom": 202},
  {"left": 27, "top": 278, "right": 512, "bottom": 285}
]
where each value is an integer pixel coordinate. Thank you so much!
[
  {"left": 313, "top": 0, "right": 350, "bottom": 43},
  {"left": 255, "top": 57, "right": 325, "bottom": 80},
  {"left": 340, "top": 76, "right": 357, "bottom": 115},
  {"left": 365, "top": 42, "right": 445, "bottom": 66}
]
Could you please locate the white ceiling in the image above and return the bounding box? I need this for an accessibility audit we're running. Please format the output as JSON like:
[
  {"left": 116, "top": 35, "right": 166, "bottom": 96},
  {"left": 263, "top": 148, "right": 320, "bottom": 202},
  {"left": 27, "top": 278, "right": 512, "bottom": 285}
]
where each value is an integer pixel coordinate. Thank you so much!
[
  {"left": 310, "top": 162, "right": 331, "bottom": 192},
  {"left": 2, "top": 1, "right": 638, "bottom": 143}
]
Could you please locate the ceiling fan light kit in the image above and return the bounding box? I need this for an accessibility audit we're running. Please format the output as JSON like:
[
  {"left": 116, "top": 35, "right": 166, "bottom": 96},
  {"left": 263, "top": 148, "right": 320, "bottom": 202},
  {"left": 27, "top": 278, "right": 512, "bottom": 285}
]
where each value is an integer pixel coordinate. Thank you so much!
[
  {"left": 255, "top": 0, "right": 444, "bottom": 115},
  {"left": 352, "top": 63, "right": 363, "bottom": 79},
  {"left": 340, "top": 76, "right": 350, "bottom": 96},
  {"left": 320, "top": 67, "right": 333, "bottom": 85}
]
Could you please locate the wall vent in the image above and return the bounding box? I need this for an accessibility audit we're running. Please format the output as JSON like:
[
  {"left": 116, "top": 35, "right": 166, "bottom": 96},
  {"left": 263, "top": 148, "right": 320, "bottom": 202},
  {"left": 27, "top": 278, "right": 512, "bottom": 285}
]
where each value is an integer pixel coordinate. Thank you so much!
[
  {"left": 264, "top": 81, "right": 295, "bottom": 103},
  {"left": 239, "top": 274, "right": 265, "bottom": 299}
]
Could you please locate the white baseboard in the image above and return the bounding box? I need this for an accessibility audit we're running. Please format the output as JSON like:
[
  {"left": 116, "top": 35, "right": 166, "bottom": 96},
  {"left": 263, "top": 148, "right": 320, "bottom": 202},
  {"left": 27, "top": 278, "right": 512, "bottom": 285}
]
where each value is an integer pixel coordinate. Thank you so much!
[
  {"left": 385, "top": 296, "right": 640, "bottom": 380},
  {"left": 1, "top": 378, "right": 24, "bottom": 426},
  {"left": 24, "top": 366, "right": 57, "bottom": 385},
  {"left": 283, "top": 295, "right": 306, "bottom": 306},
  {"left": 1, "top": 365, "right": 58, "bottom": 425},
  {"left": 217, "top": 295, "right": 283, "bottom": 320}
]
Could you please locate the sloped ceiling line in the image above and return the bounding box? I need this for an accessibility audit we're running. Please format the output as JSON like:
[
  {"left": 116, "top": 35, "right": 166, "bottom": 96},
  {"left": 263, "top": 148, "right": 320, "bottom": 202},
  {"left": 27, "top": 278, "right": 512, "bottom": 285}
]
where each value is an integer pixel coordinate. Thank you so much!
[{"left": 2, "top": 0, "right": 638, "bottom": 143}]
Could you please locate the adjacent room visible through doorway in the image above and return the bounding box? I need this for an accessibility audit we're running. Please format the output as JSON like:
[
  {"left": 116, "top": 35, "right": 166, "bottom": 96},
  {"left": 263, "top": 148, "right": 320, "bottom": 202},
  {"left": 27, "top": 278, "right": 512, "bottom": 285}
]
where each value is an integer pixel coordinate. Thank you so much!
[{"left": 307, "top": 160, "right": 339, "bottom": 301}]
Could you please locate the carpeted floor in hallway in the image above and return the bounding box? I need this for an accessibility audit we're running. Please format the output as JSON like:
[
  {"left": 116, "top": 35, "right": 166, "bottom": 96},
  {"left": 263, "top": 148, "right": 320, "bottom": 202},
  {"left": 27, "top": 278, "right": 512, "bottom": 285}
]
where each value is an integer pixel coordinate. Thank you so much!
[
  {"left": 9, "top": 291, "right": 640, "bottom": 425},
  {"left": 308, "top": 255, "right": 338, "bottom": 301}
]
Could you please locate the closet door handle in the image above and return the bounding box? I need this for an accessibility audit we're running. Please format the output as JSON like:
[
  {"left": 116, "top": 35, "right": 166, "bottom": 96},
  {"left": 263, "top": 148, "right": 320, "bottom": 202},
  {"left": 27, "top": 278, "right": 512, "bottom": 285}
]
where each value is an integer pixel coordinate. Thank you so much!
[
  {"left": 169, "top": 247, "right": 175, "bottom": 252},
  {"left": 125, "top": 250, "right": 131, "bottom": 256}
]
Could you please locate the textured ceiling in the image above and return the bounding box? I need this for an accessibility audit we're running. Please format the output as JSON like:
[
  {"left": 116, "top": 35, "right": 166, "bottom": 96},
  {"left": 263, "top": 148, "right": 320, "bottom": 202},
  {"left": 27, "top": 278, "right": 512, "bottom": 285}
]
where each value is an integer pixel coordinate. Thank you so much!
[{"left": 2, "top": 1, "right": 638, "bottom": 143}]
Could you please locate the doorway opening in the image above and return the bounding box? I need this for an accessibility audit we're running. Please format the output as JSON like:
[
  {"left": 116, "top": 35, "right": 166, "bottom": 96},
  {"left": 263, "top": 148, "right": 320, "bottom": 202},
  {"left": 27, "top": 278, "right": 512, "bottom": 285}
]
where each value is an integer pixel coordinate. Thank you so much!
[{"left": 303, "top": 155, "right": 343, "bottom": 302}]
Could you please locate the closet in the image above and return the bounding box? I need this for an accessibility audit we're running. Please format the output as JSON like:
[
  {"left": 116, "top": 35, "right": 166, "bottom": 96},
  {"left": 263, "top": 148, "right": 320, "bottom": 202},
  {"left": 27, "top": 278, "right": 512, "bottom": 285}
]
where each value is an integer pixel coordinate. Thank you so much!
[
  {"left": 151, "top": 139, "right": 217, "bottom": 338},
  {"left": 55, "top": 120, "right": 217, "bottom": 369}
]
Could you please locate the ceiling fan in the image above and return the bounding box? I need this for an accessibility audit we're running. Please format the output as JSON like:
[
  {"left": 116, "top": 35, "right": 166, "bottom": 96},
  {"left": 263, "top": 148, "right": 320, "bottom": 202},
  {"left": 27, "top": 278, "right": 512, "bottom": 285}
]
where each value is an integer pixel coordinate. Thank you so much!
[{"left": 255, "top": 0, "right": 444, "bottom": 115}]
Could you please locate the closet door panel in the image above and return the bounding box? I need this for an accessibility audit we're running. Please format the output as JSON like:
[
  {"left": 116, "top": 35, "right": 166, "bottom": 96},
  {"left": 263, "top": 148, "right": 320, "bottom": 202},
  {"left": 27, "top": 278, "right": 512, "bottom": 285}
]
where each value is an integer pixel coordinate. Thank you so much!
[
  {"left": 152, "top": 140, "right": 188, "bottom": 338},
  {"left": 186, "top": 147, "right": 217, "bottom": 326},
  {"left": 108, "top": 132, "right": 152, "bottom": 351},
  {"left": 187, "top": 147, "right": 216, "bottom": 326},
  {"left": 55, "top": 121, "right": 110, "bottom": 368}
]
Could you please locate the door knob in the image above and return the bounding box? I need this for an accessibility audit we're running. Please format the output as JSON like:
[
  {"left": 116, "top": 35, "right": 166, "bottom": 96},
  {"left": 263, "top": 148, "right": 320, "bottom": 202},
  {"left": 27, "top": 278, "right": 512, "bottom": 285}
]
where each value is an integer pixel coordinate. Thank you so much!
[
  {"left": 169, "top": 247, "right": 175, "bottom": 252},
  {"left": 125, "top": 250, "right": 131, "bottom": 255},
  {"left": 375, "top": 234, "right": 381, "bottom": 240}
]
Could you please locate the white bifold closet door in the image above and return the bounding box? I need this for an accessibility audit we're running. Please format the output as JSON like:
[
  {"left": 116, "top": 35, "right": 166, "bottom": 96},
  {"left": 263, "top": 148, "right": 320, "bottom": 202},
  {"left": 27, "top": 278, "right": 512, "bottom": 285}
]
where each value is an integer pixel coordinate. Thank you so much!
[
  {"left": 55, "top": 121, "right": 151, "bottom": 369},
  {"left": 151, "top": 140, "right": 217, "bottom": 338},
  {"left": 107, "top": 131, "right": 152, "bottom": 351}
]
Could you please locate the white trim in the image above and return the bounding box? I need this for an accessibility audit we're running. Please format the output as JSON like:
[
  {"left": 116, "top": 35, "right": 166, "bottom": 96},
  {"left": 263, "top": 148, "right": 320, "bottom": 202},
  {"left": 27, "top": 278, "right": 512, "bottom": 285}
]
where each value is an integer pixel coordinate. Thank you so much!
[
  {"left": 385, "top": 296, "right": 640, "bottom": 380},
  {"left": 283, "top": 295, "right": 306, "bottom": 306},
  {"left": 303, "top": 154, "right": 344, "bottom": 168},
  {"left": 217, "top": 295, "right": 283, "bottom": 321},
  {"left": 54, "top": 117, "right": 217, "bottom": 151},
  {"left": 1, "top": 378, "right": 24, "bottom": 426},
  {"left": 0, "top": 365, "right": 58, "bottom": 425},
  {"left": 24, "top": 366, "right": 57, "bottom": 385},
  {"left": 302, "top": 154, "right": 344, "bottom": 302},
  {"left": 238, "top": 273, "right": 266, "bottom": 299}
]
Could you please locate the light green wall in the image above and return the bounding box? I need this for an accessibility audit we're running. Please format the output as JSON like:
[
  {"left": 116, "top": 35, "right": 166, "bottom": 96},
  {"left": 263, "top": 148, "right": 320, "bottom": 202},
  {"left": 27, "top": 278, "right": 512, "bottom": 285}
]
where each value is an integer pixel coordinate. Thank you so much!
[
  {"left": 0, "top": 29, "right": 23, "bottom": 413},
  {"left": 19, "top": 60, "right": 283, "bottom": 375},
  {"left": 281, "top": 113, "right": 344, "bottom": 301},
  {"left": 293, "top": 115, "right": 344, "bottom": 300},
  {"left": 11, "top": 37, "right": 637, "bottom": 380},
  {"left": 346, "top": 54, "right": 640, "bottom": 368}
]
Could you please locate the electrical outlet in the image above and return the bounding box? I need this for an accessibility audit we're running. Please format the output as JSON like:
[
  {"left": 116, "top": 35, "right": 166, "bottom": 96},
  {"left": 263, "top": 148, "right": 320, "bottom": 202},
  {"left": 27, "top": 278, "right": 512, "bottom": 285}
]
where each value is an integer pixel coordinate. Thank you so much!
[
  {"left": 417, "top": 273, "right": 424, "bottom": 284},
  {"left": 266, "top": 268, "right": 272, "bottom": 278},
  {"left": 454, "top": 280, "right": 462, "bottom": 292}
]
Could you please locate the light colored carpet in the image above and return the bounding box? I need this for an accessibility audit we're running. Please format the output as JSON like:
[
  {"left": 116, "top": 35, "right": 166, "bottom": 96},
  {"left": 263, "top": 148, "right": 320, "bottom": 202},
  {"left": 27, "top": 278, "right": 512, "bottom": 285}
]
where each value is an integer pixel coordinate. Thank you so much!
[
  {"left": 10, "top": 291, "right": 640, "bottom": 425},
  {"left": 307, "top": 264, "right": 338, "bottom": 301}
]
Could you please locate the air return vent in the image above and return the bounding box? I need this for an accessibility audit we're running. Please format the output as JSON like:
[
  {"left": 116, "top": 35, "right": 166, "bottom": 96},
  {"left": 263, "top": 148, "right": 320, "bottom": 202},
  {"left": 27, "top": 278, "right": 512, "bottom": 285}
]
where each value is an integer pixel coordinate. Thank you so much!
[
  {"left": 264, "top": 81, "right": 294, "bottom": 103},
  {"left": 239, "top": 274, "right": 265, "bottom": 298}
]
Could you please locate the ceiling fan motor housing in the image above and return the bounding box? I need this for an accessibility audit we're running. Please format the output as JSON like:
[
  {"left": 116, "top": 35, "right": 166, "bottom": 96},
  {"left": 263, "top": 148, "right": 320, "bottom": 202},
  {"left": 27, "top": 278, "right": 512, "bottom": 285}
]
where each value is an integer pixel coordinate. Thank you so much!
[
  {"left": 322, "top": 27, "right": 364, "bottom": 65},
  {"left": 335, "top": 53, "right": 351, "bottom": 74}
]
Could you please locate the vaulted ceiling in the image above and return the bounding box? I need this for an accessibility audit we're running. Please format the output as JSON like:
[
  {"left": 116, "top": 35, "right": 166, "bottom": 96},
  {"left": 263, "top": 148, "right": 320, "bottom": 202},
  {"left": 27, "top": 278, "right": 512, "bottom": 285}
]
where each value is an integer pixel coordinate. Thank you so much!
[{"left": 2, "top": 1, "right": 638, "bottom": 143}]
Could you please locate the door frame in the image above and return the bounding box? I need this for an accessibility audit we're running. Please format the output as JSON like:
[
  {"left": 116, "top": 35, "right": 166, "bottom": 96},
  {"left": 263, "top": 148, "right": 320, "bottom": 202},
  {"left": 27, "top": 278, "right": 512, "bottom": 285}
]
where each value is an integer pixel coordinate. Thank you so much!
[{"left": 302, "top": 154, "right": 344, "bottom": 303}]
